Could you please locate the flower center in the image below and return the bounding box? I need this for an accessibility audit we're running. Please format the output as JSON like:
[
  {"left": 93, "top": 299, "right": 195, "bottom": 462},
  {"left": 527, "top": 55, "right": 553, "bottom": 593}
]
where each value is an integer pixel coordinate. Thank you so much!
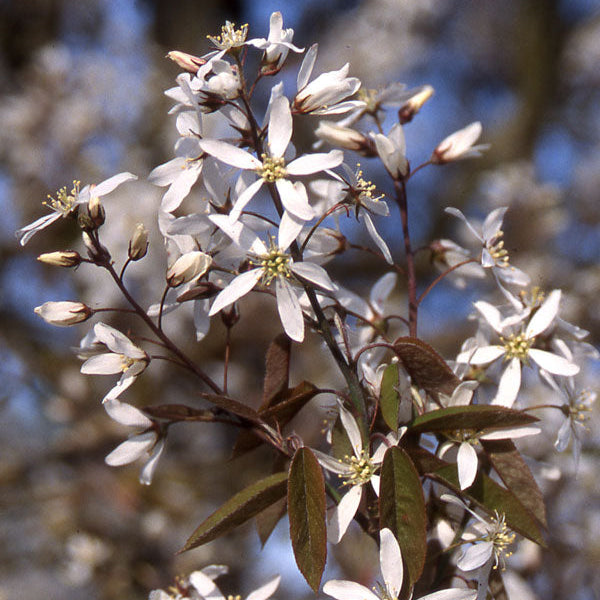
[
  {"left": 207, "top": 21, "right": 248, "bottom": 50},
  {"left": 340, "top": 450, "right": 375, "bottom": 486},
  {"left": 568, "top": 390, "right": 594, "bottom": 426},
  {"left": 257, "top": 154, "right": 287, "bottom": 182},
  {"left": 448, "top": 429, "right": 479, "bottom": 444},
  {"left": 354, "top": 166, "right": 384, "bottom": 204},
  {"left": 486, "top": 512, "right": 516, "bottom": 569},
  {"left": 227, "top": 595, "right": 242, "bottom": 600},
  {"left": 253, "top": 241, "right": 291, "bottom": 286},
  {"left": 357, "top": 88, "right": 379, "bottom": 113},
  {"left": 43, "top": 181, "right": 80, "bottom": 216},
  {"left": 120, "top": 355, "right": 136, "bottom": 373},
  {"left": 501, "top": 332, "right": 533, "bottom": 362},
  {"left": 486, "top": 230, "right": 510, "bottom": 267}
]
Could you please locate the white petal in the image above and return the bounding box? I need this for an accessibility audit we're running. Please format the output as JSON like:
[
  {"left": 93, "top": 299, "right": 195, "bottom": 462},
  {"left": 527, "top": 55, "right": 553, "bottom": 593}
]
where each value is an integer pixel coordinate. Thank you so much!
[
  {"left": 480, "top": 426, "right": 541, "bottom": 440},
  {"left": 526, "top": 289, "right": 561, "bottom": 338},
  {"left": 380, "top": 528, "right": 404, "bottom": 597},
  {"left": 362, "top": 212, "right": 393, "bottom": 264},
  {"left": 457, "top": 442, "right": 478, "bottom": 490},
  {"left": 473, "top": 301, "right": 504, "bottom": 334},
  {"left": 419, "top": 590, "right": 477, "bottom": 600},
  {"left": 161, "top": 166, "right": 202, "bottom": 212},
  {"left": 457, "top": 542, "right": 493, "bottom": 571},
  {"left": 209, "top": 213, "right": 267, "bottom": 254},
  {"left": 229, "top": 177, "right": 264, "bottom": 222},
  {"left": 275, "top": 277, "right": 304, "bottom": 342},
  {"left": 444, "top": 207, "right": 483, "bottom": 243},
  {"left": 312, "top": 449, "right": 351, "bottom": 475},
  {"left": 296, "top": 43, "right": 317, "bottom": 91},
  {"left": 323, "top": 580, "right": 378, "bottom": 600},
  {"left": 189, "top": 571, "right": 226, "bottom": 600},
  {"left": 529, "top": 349, "right": 580, "bottom": 376},
  {"left": 198, "top": 139, "right": 260, "bottom": 170},
  {"left": 370, "top": 474, "right": 380, "bottom": 496},
  {"left": 276, "top": 179, "right": 314, "bottom": 220},
  {"left": 81, "top": 353, "right": 124, "bottom": 375},
  {"left": 94, "top": 322, "right": 145, "bottom": 358},
  {"left": 468, "top": 345, "right": 505, "bottom": 365},
  {"left": 209, "top": 269, "right": 263, "bottom": 315},
  {"left": 278, "top": 210, "right": 304, "bottom": 251},
  {"left": 105, "top": 432, "right": 156, "bottom": 466},
  {"left": 481, "top": 207, "right": 508, "bottom": 242},
  {"left": 246, "top": 576, "right": 281, "bottom": 600},
  {"left": 370, "top": 272, "right": 397, "bottom": 312},
  {"left": 291, "top": 261, "right": 334, "bottom": 291},
  {"left": 554, "top": 417, "right": 572, "bottom": 452},
  {"left": 337, "top": 400, "right": 363, "bottom": 457},
  {"left": 102, "top": 369, "right": 140, "bottom": 402},
  {"left": 16, "top": 212, "right": 62, "bottom": 245},
  {"left": 492, "top": 358, "right": 521, "bottom": 407},
  {"left": 327, "top": 485, "right": 362, "bottom": 543},
  {"left": 139, "top": 438, "right": 165, "bottom": 485},
  {"left": 287, "top": 150, "right": 344, "bottom": 175},
  {"left": 104, "top": 399, "right": 152, "bottom": 427},
  {"left": 268, "top": 96, "right": 292, "bottom": 158},
  {"left": 92, "top": 172, "right": 137, "bottom": 197}
]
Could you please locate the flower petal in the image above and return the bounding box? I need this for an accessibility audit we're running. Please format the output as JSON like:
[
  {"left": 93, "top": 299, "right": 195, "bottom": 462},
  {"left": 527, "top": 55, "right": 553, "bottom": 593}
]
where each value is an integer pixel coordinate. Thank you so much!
[
  {"left": 105, "top": 432, "right": 156, "bottom": 466},
  {"left": 268, "top": 96, "right": 292, "bottom": 158},
  {"left": 457, "top": 442, "right": 478, "bottom": 490},
  {"left": 529, "top": 348, "right": 580, "bottom": 376},
  {"left": 323, "top": 580, "right": 378, "bottom": 600},
  {"left": 275, "top": 277, "right": 304, "bottom": 342},
  {"left": 291, "top": 261, "right": 334, "bottom": 291},
  {"left": 286, "top": 150, "right": 343, "bottom": 175},
  {"left": 104, "top": 399, "right": 152, "bottom": 428},
  {"left": 380, "top": 528, "right": 404, "bottom": 597},
  {"left": 327, "top": 485, "right": 363, "bottom": 544},
  {"left": 526, "top": 289, "right": 561, "bottom": 338},
  {"left": 198, "top": 139, "right": 260, "bottom": 170},
  {"left": 246, "top": 576, "right": 281, "bottom": 600},
  {"left": 209, "top": 269, "right": 263, "bottom": 315},
  {"left": 492, "top": 357, "right": 521, "bottom": 408}
]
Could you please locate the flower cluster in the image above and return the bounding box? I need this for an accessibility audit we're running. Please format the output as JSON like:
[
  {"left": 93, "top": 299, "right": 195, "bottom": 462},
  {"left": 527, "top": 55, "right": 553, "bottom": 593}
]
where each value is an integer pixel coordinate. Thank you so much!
[{"left": 18, "top": 10, "right": 596, "bottom": 600}]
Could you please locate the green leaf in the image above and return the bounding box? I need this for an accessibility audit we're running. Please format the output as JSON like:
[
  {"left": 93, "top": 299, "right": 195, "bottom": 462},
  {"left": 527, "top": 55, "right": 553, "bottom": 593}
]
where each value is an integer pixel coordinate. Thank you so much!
[
  {"left": 180, "top": 472, "right": 288, "bottom": 552},
  {"left": 393, "top": 337, "right": 460, "bottom": 397},
  {"left": 380, "top": 363, "right": 400, "bottom": 430},
  {"left": 481, "top": 438, "right": 547, "bottom": 529},
  {"left": 406, "top": 444, "right": 545, "bottom": 546},
  {"left": 288, "top": 447, "right": 327, "bottom": 592},
  {"left": 379, "top": 447, "right": 427, "bottom": 585},
  {"left": 409, "top": 405, "right": 538, "bottom": 434}
]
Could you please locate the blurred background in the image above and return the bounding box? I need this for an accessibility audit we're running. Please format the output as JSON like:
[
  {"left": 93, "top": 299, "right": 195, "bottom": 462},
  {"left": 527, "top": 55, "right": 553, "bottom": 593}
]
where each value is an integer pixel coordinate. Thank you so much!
[{"left": 1, "top": 0, "right": 599, "bottom": 598}]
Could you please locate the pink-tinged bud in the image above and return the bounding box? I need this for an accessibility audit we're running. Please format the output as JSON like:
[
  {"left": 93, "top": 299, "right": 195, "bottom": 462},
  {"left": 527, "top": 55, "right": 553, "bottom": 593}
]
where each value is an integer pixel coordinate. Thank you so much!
[
  {"left": 88, "top": 195, "right": 105, "bottom": 227},
  {"left": 431, "top": 121, "right": 490, "bottom": 164},
  {"left": 315, "top": 121, "right": 375, "bottom": 155},
  {"left": 166, "top": 251, "right": 212, "bottom": 287},
  {"left": 128, "top": 223, "right": 149, "bottom": 261},
  {"left": 35, "top": 301, "right": 93, "bottom": 326},
  {"left": 167, "top": 50, "right": 206, "bottom": 73},
  {"left": 398, "top": 85, "right": 434, "bottom": 124},
  {"left": 37, "top": 250, "right": 82, "bottom": 267}
]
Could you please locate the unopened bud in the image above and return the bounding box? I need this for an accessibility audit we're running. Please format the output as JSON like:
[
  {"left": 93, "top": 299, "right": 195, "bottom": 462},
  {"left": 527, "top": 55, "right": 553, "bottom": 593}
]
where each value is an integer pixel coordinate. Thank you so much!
[
  {"left": 431, "top": 121, "right": 489, "bottom": 165},
  {"left": 167, "top": 50, "right": 207, "bottom": 73},
  {"left": 166, "top": 251, "right": 212, "bottom": 287},
  {"left": 177, "top": 281, "right": 220, "bottom": 302},
  {"left": 35, "top": 301, "right": 93, "bottom": 326},
  {"left": 37, "top": 250, "right": 82, "bottom": 268},
  {"left": 315, "top": 121, "right": 375, "bottom": 155},
  {"left": 221, "top": 304, "right": 240, "bottom": 328},
  {"left": 88, "top": 195, "right": 105, "bottom": 228},
  {"left": 82, "top": 231, "right": 111, "bottom": 264},
  {"left": 128, "top": 223, "right": 149, "bottom": 261},
  {"left": 398, "top": 85, "right": 434, "bottom": 124}
]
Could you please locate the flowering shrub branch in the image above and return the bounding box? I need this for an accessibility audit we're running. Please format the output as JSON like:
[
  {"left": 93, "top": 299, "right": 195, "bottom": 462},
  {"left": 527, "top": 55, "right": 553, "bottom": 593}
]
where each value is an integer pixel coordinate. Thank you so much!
[{"left": 17, "top": 11, "right": 596, "bottom": 600}]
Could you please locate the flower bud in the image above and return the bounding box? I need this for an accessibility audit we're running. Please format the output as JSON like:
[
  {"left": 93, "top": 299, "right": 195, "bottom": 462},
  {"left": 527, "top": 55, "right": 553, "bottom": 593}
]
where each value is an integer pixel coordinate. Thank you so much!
[
  {"left": 37, "top": 250, "right": 82, "bottom": 268},
  {"left": 315, "top": 121, "right": 375, "bottom": 155},
  {"left": 176, "top": 281, "right": 220, "bottom": 302},
  {"left": 166, "top": 251, "right": 212, "bottom": 287},
  {"left": 88, "top": 195, "right": 105, "bottom": 228},
  {"left": 398, "top": 85, "right": 434, "bottom": 124},
  {"left": 35, "top": 301, "right": 93, "bottom": 326},
  {"left": 128, "top": 223, "right": 149, "bottom": 261},
  {"left": 431, "top": 121, "right": 489, "bottom": 164},
  {"left": 167, "top": 50, "right": 206, "bottom": 73}
]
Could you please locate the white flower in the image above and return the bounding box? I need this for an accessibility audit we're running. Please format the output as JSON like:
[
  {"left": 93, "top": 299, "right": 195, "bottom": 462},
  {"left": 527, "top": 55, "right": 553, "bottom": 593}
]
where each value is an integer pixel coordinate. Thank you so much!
[
  {"left": 293, "top": 44, "right": 365, "bottom": 115},
  {"left": 551, "top": 377, "right": 596, "bottom": 470},
  {"left": 208, "top": 215, "right": 334, "bottom": 342},
  {"left": 372, "top": 123, "right": 409, "bottom": 179},
  {"left": 445, "top": 206, "right": 529, "bottom": 304},
  {"left": 104, "top": 399, "right": 164, "bottom": 485},
  {"left": 189, "top": 568, "right": 280, "bottom": 600},
  {"left": 149, "top": 565, "right": 229, "bottom": 600},
  {"left": 313, "top": 401, "right": 402, "bottom": 543},
  {"left": 80, "top": 322, "right": 149, "bottom": 402},
  {"left": 323, "top": 528, "right": 476, "bottom": 600},
  {"left": 441, "top": 494, "right": 516, "bottom": 576},
  {"left": 35, "top": 301, "right": 93, "bottom": 326},
  {"left": 430, "top": 239, "right": 486, "bottom": 289},
  {"left": 431, "top": 122, "right": 489, "bottom": 164},
  {"left": 16, "top": 172, "right": 137, "bottom": 245},
  {"left": 246, "top": 11, "right": 304, "bottom": 70},
  {"left": 199, "top": 95, "right": 343, "bottom": 222},
  {"left": 459, "top": 292, "right": 580, "bottom": 407}
]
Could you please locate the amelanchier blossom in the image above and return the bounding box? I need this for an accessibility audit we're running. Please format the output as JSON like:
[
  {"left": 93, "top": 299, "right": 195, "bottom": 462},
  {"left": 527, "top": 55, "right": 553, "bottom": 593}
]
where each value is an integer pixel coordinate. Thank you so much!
[
  {"left": 208, "top": 214, "right": 335, "bottom": 342},
  {"left": 199, "top": 95, "right": 343, "bottom": 223},
  {"left": 431, "top": 122, "right": 489, "bottom": 164},
  {"left": 104, "top": 399, "right": 164, "bottom": 486},
  {"left": 189, "top": 567, "right": 280, "bottom": 600},
  {"left": 459, "top": 291, "right": 580, "bottom": 407},
  {"left": 246, "top": 11, "right": 304, "bottom": 71},
  {"left": 166, "top": 250, "right": 212, "bottom": 287},
  {"left": 313, "top": 401, "right": 403, "bottom": 543},
  {"left": 16, "top": 172, "right": 137, "bottom": 245},
  {"left": 35, "top": 301, "right": 94, "bottom": 326},
  {"left": 80, "top": 322, "right": 149, "bottom": 402},
  {"left": 442, "top": 494, "right": 516, "bottom": 599},
  {"left": 372, "top": 122, "right": 409, "bottom": 180},
  {"left": 323, "top": 528, "right": 476, "bottom": 600},
  {"left": 293, "top": 43, "right": 365, "bottom": 115}
]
